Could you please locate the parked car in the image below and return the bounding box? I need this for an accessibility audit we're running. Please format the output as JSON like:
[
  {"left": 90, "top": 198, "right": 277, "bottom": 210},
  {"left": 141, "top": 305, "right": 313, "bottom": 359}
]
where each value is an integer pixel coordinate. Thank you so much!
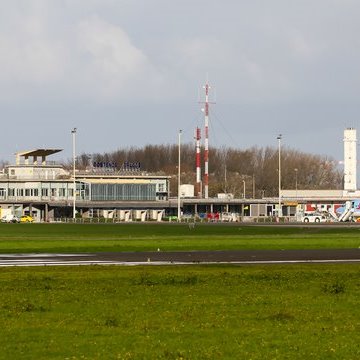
[
  {"left": 1, "top": 214, "right": 20, "bottom": 223},
  {"left": 20, "top": 215, "right": 34, "bottom": 223}
]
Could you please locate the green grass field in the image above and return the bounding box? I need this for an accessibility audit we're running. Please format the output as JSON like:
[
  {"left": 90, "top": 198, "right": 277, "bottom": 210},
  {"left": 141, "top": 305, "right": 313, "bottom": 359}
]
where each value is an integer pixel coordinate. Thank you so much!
[
  {"left": 1, "top": 223, "right": 360, "bottom": 359},
  {"left": 1, "top": 264, "right": 360, "bottom": 359},
  {"left": 0, "top": 222, "right": 360, "bottom": 253}
]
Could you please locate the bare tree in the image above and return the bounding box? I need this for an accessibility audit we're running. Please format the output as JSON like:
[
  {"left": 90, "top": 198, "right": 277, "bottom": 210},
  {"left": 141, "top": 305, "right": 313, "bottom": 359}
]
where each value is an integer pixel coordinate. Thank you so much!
[{"left": 82, "top": 144, "right": 342, "bottom": 197}]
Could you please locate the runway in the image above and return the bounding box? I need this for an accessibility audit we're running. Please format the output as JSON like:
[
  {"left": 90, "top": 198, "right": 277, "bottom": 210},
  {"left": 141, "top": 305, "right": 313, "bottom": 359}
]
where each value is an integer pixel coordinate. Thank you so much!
[{"left": 1, "top": 248, "right": 360, "bottom": 267}]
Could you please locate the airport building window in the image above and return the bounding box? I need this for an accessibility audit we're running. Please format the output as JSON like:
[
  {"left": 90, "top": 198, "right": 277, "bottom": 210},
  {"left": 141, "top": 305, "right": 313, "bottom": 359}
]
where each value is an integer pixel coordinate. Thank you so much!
[
  {"left": 24, "top": 188, "right": 38, "bottom": 197},
  {"left": 91, "top": 183, "right": 156, "bottom": 201}
]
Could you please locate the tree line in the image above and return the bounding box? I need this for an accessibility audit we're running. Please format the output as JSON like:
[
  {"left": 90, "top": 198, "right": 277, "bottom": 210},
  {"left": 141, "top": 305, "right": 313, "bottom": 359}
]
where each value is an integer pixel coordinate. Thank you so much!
[{"left": 75, "top": 144, "right": 343, "bottom": 198}]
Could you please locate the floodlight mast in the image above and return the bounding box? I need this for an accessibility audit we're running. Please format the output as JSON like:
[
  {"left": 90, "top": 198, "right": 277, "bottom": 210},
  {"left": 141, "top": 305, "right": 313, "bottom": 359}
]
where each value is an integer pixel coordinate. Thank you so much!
[
  {"left": 277, "top": 134, "right": 282, "bottom": 217},
  {"left": 72, "top": 128, "right": 77, "bottom": 220},
  {"left": 177, "top": 130, "right": 182, "bottom": 222}
]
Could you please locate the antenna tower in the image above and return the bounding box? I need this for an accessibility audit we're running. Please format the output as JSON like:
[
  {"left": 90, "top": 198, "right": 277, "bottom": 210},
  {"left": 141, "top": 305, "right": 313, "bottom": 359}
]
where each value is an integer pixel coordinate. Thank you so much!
[
  {"left": 195, "top": 127, "right": 202, "bottom": 197},
  {"left": 203, "top": 82, "right": 210, "bottom": 198}
]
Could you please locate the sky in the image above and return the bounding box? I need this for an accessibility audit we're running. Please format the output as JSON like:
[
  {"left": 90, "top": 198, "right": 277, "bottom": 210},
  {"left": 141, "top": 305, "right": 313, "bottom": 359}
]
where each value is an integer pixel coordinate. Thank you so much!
[{"left": 1, "top": 0, "right": 360, "bottom": 164}]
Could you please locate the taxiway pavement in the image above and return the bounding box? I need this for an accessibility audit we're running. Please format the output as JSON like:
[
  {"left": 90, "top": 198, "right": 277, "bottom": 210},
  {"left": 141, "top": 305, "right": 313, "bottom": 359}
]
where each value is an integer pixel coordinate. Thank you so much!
[{"left": 1, "top": 248, "right": 360, "bottom": 267}]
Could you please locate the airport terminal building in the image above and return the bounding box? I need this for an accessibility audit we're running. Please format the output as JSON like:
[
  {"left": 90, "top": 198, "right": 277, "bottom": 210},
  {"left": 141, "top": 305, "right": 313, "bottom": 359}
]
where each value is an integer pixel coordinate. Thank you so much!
[
  {"left": 0, "top": 148, "right": 293, "bottom": 222},
  {"left": 0, "top": 149, "right": 171, "bottom": 221}
]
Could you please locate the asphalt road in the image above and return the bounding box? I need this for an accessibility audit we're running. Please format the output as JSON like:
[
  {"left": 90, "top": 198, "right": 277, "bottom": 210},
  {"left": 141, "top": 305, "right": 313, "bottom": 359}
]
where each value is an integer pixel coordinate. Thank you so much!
[{"left": 1, "top": 248, "right": 360, "bottom": 267}]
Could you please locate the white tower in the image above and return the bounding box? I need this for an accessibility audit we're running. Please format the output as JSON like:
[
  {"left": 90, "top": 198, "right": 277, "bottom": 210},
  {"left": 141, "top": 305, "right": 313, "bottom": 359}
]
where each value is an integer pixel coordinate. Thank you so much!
[{"left": 344, "top": 128, "right": 357, "bottom": 191}]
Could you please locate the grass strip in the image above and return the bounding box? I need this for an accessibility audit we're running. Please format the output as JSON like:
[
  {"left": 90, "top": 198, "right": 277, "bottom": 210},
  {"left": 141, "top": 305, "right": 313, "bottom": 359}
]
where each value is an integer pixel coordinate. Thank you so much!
[
  {"left": 0, "top": 223, "right": 360, "bottom": 253},
  {"left": 0, "top": 264, "right": 359, "bottom": 359}
]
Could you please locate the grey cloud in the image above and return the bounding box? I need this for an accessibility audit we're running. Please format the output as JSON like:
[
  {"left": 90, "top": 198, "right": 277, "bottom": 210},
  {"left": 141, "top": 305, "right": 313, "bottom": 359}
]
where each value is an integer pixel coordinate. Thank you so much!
[{"left": 0, "top": 0, "right": 359, "bottom": 162}]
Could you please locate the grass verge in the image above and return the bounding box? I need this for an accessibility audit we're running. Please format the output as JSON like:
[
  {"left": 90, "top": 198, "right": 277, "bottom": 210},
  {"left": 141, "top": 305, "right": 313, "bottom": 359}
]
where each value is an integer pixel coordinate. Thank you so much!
[
  {"left": 0, "top": 264, "right": 359, "bottom": 359},
  {"left": 0, "top": 223, "right": 360, "bottom": 253}
]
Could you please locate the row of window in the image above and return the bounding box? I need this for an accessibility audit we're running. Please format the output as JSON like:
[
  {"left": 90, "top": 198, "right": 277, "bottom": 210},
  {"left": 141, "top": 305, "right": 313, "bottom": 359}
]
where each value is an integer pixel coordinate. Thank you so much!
[
  {"left": 91, "top": 184, "right": 157, "bottom": 201},
  {"left": 3, "top": 188, "right": 75, "bottom": 198},
  {"left": 0, "top": 183, "right": 166, "bottom": 201}
]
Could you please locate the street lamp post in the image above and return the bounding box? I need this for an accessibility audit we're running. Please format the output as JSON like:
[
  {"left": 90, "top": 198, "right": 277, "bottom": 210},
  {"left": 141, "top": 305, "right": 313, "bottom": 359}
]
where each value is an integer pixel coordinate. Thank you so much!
[
  {"left": 277, "top": 134, "right": 282, "bottom": 217},
  {"left": 252, "top": 174, "right": 255, "bottom": 199},
  {"left": 177, "top": 130, "right": 182, "bottom": 222},
  {"left": 242, "top": 180, "right": 246, "bottom": 199},
  {"left": 294, "top": 168, "right": 298, "bottom": 198},
  {"left": 71, "top": 128, "right": 77, "bottom": 220}
]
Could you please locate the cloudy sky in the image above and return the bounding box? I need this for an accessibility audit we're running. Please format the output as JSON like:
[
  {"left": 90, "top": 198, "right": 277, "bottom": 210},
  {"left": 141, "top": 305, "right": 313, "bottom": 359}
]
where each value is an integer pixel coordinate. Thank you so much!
[{"left": 1, "top": 0, "right": 360, "bottom": 163}]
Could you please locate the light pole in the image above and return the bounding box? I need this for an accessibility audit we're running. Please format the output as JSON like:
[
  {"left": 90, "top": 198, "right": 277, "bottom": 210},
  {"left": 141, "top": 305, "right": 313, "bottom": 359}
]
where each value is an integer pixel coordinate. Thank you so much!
[
  {"left": 72, "top": 128, "right": 77, "bottom": 220},
  {"left": 252, "top": 174, "right": 255, "bottom": 199},
  {"left": 277, "top": 134, "right": 282, "bottom": 217},
  {"left": 177, "top": 130, "right": 182, "bottom": 222},
  {"left": 224, "top": 164, "right": 227, "bottom": 194},
  {"left": 294, "top": 168, "right": 298, "bottom": 198},
  {"left": 242, "top": 179, "right": 246, "bottom": 199}
]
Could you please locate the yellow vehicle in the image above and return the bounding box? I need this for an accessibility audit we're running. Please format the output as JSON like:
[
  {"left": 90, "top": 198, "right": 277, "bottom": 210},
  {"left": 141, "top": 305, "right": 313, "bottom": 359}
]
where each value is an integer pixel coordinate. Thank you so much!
[{"left": 20, "top": 215, "right": 34, "bottom": 223}]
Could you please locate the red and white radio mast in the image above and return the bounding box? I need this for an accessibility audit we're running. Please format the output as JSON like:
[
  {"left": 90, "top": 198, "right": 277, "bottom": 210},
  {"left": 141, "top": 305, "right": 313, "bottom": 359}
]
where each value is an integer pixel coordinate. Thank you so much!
[
  {"left": 203, "top": 82, "right": 210, "bottom": 199},
  {"left": 195, "top": 127, "right": 201, "bottom": 197}
]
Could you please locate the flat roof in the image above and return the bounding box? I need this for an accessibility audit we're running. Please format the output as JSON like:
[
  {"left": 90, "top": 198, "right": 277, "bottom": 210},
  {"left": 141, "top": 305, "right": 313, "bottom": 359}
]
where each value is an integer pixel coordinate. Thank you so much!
[
  {"left": 16, "top": 149, "right": 62, "bottom": 157},
  {"left": 76, "top": 173, "right": 171, "bottom": 180},
  {"left": 80, "top": 179, "right": 154, "bottom": 184}
]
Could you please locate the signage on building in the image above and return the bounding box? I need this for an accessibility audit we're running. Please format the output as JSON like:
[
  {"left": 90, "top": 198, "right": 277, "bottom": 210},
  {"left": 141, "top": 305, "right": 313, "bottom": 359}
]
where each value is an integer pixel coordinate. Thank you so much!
[
  {"left": 91, "top": 161, "right": 117, "bottom": 173},
  {"left": 122, "top": 161, "right": 141, "bottom": 171},
  {"left": 93, "top": 161, "right": 117, "bottom": 169}
]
